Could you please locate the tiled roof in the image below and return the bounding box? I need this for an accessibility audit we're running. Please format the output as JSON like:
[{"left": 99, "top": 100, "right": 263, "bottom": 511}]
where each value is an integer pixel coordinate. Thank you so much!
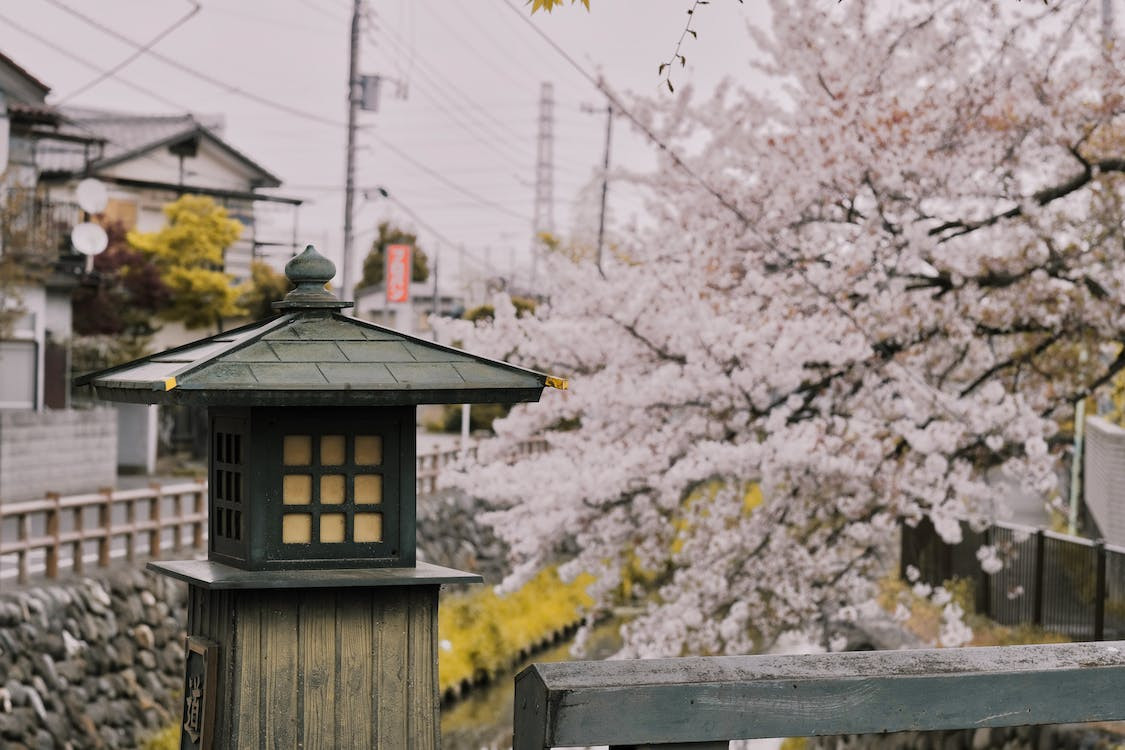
[
  {"left": 77, "top": 312, "right": 558, "bottom": 406},
  {"left": 38, "top": 108, "right": 279, "bottom": 187},
  {"left": 0, "top": 50, "right": 51, "bottom": 99}
]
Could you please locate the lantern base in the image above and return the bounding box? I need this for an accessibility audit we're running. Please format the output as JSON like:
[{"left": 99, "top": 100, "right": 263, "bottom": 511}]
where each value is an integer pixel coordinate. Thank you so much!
[
  {"left": 151, "top": 561, "right": 481, "bottom": 750},
  {"left": 148, "top": 558, "right": 482, "bottom": 589}
]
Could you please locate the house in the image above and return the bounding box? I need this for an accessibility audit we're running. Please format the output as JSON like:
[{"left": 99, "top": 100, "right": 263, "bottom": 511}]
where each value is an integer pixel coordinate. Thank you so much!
[
  {"left": 0, "top": 50, "right": 301, "bottom": 498},
  {"left": 0, "top": 51, "right": 116, "bottom": 499},
  {"left": 37, "top": 107, "right": 302, "bottom": 283},
  {"left": 354, "top": 281, "right": 465, "bottom": 335}
]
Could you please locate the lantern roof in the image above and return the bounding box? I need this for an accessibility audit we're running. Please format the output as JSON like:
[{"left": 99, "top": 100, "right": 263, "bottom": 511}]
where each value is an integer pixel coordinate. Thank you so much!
[{"left": 76, "top": 245, "right": 567, "bottom": 406}]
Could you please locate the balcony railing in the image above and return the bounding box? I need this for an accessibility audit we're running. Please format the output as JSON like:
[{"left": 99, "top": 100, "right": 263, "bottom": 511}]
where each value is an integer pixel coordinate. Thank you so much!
[{"left": 0, "top": 188, "right": 84, "bottom": 266}]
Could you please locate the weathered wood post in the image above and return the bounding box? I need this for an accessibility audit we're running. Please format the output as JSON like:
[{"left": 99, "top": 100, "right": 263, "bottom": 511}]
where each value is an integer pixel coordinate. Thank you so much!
[{"left": 77, "top": 245, "right": 565, "bottom": 749}]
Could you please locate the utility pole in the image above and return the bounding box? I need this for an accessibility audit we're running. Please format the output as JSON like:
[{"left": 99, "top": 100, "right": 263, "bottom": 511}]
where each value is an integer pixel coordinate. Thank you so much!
[
  {"left": 531, "top": 82, "right": 555, "bottom": 290},
  {"left": 581, "top": 101, "right": 614, "bottom": 276},
  {"left": 341, "top": 0, "right": 363, "bottom": 308},
  {"left": 1104, "top": 0, "right": 1115, "bottom": 48}
]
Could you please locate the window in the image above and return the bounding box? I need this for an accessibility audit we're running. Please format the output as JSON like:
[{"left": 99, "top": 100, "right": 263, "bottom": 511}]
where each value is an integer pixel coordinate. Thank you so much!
[
  {"left": 280, "top": 433, "right": 385, "bottom": 546},
  {"left": 210, "top": 416, "right": 248, "bottom": 560}
]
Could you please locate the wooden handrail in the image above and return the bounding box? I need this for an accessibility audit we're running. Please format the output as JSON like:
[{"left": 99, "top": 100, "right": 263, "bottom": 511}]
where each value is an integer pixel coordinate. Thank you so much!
[{"left": 513, "top": 641, "right": 1125, "bottom": 749}]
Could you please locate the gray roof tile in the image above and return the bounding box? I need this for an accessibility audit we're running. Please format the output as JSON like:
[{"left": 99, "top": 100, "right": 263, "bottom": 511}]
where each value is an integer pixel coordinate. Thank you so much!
[{"left": 77, "top": 311, "right": 559, "bottom": 405}]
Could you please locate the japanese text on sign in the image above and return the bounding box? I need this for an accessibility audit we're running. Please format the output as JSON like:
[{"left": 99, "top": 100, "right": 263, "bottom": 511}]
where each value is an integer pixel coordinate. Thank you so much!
[{"left": 386, "top": 244, "right": 411, "bottom": 303}]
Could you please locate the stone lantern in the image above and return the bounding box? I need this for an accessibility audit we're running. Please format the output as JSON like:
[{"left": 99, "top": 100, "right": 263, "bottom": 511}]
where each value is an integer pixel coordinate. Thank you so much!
[{"left": 77, "top": 245, "right": 564, "bottom": 749}]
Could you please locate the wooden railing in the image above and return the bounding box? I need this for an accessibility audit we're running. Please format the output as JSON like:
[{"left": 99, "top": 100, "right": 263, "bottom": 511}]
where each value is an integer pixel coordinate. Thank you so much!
[
  {"left": 513, "top": 641, "right": 1125, "bottom": 749},
  {"left": 1, "top": 438, "right": 550, "bottom": 584},
  {"left": 417, "top": 446, "right": 478, "bottom": 496},
  {"left": 415, "top": 439, "right": 547, "bottom": 495},
  {"left": 0, "top": 482, "right": 206, "bottom": 584}
]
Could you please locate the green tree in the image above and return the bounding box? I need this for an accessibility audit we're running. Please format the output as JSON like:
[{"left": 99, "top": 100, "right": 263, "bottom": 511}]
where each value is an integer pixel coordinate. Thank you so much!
[
  {"left": 238, "top": 259, "right": 292, "bottom": 320},
  {"left": 128, "top": 195, "right": 245, "bottom": 330},
  {"left": 358, "top": 222, "right": 429, "bottom": 290}
]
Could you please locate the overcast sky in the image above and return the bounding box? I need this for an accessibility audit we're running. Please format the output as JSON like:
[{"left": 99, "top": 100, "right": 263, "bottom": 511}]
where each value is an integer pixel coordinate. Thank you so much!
[{"left": 1, "top": 0, "right": 764, "bottom": 290}]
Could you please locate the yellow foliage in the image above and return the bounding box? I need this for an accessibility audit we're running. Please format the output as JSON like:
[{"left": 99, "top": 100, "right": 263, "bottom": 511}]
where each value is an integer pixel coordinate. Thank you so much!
[
  {"left": 140, "top": 722, "right": 179, "bottom": 750},
  {"left": 528, "top": 0, "right": 589, "bottom": 13},
  {"left": 128, "top": 195, "right": 245, "bottom": 329},
  {"left": 878, "top": 575, "right": 1068, "bottom": 647},
  {"left": 438, "top": 566, "right": 593, "bottom": 694}
]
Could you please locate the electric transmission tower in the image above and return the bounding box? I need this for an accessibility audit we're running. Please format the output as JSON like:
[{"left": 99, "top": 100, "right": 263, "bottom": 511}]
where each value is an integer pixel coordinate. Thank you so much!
[{"left": 530, "top": 82, "right": 555, "bottom": 289}]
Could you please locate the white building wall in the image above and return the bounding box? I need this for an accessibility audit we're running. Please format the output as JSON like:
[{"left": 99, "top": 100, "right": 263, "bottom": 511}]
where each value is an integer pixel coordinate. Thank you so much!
[{"left": 1083, "top": 416, "right": 1125, "bottom": 546}]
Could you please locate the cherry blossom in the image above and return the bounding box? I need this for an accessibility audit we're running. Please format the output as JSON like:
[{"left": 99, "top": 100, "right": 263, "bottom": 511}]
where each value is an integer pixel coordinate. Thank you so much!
[{"left": 441, "top": 0, "right": 1125, "bottom": 657}]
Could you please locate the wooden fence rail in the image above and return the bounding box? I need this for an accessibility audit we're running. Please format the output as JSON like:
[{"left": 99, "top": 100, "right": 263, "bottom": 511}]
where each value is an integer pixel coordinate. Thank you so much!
[
  {"left": 0, "top": 481, "right": 206, "bottom": 585},
  {"left": 1, "top": 439, "right": 549, "bottom": 584},
  {"left": 415, "top": 439, "right": 547, "bottom": 495},
  {"left": 513, "top": 640, "right": 1125, "bottom": 749}
]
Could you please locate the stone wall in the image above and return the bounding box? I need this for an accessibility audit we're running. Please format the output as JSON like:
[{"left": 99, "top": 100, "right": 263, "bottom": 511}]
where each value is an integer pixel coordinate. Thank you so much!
[
  {"left": 0, "top": 408, "right": 117, "bottom": 502},
  {"left": 416, "top": 487, "right": 507, "bottom": 583},
  {"left": 0, "top": 569, "right": 186, "bottom": 749}
]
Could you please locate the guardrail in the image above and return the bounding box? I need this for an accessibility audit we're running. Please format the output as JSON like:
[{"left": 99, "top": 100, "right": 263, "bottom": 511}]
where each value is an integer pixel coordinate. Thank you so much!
[
  {"left": 416, "top": 439, "right": 547, "bottom": 495},
  {"left": 1, "top": 438, "right": 550, "bottom": 584},
  {"left": 513, "top": 641, "right": 1125, "bottom": 749},
  {"left": 0, "top": 482, "right": 206, "bottom": 584}
]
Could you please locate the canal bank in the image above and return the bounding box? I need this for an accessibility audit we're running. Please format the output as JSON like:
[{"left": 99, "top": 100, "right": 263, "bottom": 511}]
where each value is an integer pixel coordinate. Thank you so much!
[{"left": 441, "top": 619, "right": 622, "bottom": 750}]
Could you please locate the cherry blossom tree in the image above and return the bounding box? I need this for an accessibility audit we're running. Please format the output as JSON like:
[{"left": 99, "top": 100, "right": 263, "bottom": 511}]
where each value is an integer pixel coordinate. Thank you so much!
[{"left": 443, "top": 0, "right": 1125, "bottom": 657}]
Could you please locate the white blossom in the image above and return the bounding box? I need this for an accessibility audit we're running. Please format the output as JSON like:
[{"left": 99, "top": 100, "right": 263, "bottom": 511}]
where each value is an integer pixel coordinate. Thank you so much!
[{"left": 439, "top": 0, "right": 1125, "bottom": 657}]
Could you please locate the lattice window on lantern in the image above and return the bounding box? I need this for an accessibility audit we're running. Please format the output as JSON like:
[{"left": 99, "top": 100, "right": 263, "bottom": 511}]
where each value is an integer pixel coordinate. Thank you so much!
[
  {"left": 280, "top": 432, "right": 386, "bottom": 547},
  {"left": 211, "top": 415, "right": 248, "bottom": 559}
]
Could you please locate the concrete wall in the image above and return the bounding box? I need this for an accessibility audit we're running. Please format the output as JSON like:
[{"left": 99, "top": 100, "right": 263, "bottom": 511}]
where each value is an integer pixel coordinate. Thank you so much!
[
  {"left": 1083, "top": 416, "right": 1125, "bottom": 546},
  {"left": 0, "top": 408, "right": 117, "bottom": 502}
]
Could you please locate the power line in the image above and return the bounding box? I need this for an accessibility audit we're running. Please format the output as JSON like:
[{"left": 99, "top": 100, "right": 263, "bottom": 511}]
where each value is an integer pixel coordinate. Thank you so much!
[
  {"left": 373, "top": 134, "right": 533, "bottom": 223},
  {"left": 0, "top": 10, "right": 185, "bottom": 110},
  {"left": 494, "top": 0, "right": 750, "bottom": 226},
  {"left": 357, "top": 191, "right": 502, "bottom": 275},
  {"left": 363, "top": 15, "right": 536, "bottom": 168},
  {"left": 43, "top": 0, "right": 346, "bottom": 128},
  {"left": 453, "top": 0, "right": 586, "bottom": 90},
  {"left": 56, "top": 0, "right": 202, "bottom": 104}
]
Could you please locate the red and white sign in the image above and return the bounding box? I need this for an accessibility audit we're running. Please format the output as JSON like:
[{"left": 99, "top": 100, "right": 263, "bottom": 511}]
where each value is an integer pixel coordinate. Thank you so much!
[{"left": 385, "top": 244, "right": 411, "bottom": 303}]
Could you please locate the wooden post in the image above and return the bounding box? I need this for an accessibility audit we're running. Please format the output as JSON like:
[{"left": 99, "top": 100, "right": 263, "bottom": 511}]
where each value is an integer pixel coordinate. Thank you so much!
[
  {"left": 193, "top": 485, "right": 205, "bottom": 551},
  {"left": 149, "top": 561, "right": 477, "bottom": 750},
  {"left": 98, "top": 487, "right": 112, "bottom": 568},
  {"left": 173, "top": 491, "right": 184, "bottom": 553},
  {"left": 150, "top": 483, "right": 163, "bottom": 560},
  {"left": 72, "top": 503, "right": 84, "bottom": 575},
  {"left": 17, "top": 511, "right": 29, "bottom": 585},
  {"left": 125, "top": 496, "right": 137, "bottom": 563},
  {"left": 45, "top": 492, "right": 60, "bottom": 579}
]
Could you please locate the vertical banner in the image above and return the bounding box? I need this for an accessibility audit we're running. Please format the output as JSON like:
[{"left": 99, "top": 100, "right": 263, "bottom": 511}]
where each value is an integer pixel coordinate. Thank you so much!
[{"left": 385, "top": 244, "right": 412, "bottom": 303}]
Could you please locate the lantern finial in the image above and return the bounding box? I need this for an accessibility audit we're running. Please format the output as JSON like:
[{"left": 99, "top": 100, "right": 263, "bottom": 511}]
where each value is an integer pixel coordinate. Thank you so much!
[{"left": 273, "top": 245, "right": 353, "bottom": 311}]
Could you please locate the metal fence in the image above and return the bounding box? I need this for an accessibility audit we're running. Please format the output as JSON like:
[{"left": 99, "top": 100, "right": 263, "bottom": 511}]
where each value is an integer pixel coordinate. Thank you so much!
[
  {"left": 901, "top": 517, "right": 1125, "bottom": 640},
  {"left": 1, "top": 188, "right": 83, "bottom": 262}
]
